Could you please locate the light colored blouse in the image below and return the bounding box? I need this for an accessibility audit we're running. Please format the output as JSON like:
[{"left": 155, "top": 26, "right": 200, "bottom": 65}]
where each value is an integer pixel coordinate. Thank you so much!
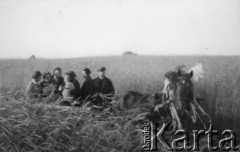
[
  {"left": 25, "top": 79, "right": 42, "bottom": 99},
  {"left": 62, "top": 82, "right": 75, "bottom": 99}
]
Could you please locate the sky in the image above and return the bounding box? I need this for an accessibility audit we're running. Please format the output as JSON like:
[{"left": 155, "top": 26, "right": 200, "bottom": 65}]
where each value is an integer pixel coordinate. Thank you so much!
[{"left": 0, "top": 0, "right": 240, "bottom": 58}]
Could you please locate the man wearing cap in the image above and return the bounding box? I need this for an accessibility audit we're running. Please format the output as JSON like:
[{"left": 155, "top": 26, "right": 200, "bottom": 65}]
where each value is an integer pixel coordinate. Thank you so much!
[{"left": 92, "top": 66, "right": 115, "bottom": 104}]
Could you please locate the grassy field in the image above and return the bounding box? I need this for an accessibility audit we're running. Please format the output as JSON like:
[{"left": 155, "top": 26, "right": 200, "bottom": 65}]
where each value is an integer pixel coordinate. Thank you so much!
[{"left": 0, "top": 55, "right": 240, "bottom": 151}]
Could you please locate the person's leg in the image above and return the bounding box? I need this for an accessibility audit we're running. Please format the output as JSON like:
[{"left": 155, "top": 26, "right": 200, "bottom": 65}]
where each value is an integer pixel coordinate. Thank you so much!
[
  {"left": 186, "top": 103, "right": 196, "bottom": 123},
  {"left": 170, "top": 103, "right": 182, "bottom": 130}
]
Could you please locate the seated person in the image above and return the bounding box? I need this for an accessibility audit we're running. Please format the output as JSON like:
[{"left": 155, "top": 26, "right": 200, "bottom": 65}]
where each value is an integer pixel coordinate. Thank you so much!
[
  {"left": 92, "top": 66, "right": 115, "bottom": 105},
  {"left": 25, "top": 71, "right": 42, "bottom": 100},
  {"left": 80, "top": 68, "right": 96, "bottom": 100},
  {"left": 59, "top": 73, "right": 75, "bottom": 105},
  {"left": 69, "top": 71, "right": 81, "bottom": 99},
  {"left": 40, "top": 72, "right": 53, "bottom": 97},
  {"left": 51, "top": 67, "right": 64, "bottom": 95}
]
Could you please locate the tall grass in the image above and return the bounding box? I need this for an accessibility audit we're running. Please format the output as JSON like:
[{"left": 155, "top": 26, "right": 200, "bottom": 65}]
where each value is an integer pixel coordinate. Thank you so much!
[
  {"left": 0, "top": 94, "right": 154, "bottom": 152},
  {"left": 0, "top": 55, "right": 240, "bottom": 151}
]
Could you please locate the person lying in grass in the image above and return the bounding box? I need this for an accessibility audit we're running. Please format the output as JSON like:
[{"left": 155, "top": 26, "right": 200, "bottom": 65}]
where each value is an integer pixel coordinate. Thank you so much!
[{"left": 25, "top": 71, "right": 43, "bottom": 100}]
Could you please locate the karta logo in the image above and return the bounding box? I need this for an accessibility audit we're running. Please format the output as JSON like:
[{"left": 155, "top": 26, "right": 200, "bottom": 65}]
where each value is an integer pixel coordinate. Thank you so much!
[{"left": 142, "top": 122, "right": 239, "bottom": 151}]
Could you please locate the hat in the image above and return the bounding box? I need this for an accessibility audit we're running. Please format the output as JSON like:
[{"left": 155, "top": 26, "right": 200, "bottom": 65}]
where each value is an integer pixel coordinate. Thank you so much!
[
  {"left": 69, "top": 71, "right": 77, "bottom": 78},
  {"left": 32, "top": 71, "right": 42, "bottom": 79},
  {"left": 97, "top": 66, "right": 106, "bottom": 72},
  {"left": 65, "top": 72, "right": 74, "bottom": 82},
  {"left": 83, "top": 68, "right": 91, "bottom": 74}
]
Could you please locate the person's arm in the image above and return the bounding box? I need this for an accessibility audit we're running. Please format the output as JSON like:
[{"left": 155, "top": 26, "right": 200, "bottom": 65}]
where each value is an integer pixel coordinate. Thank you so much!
[
  {"left": 189, "top": 83, "right": 194, "bottom": 103},
  {"left": 25, "top": 82, "right": 33, "bottom": 98},
  {"left": 59, "top": 77, "right": 65, "bottom": 91},
  {"left": 109, "top": 80, "right": 115, "bottom": 94},
  {"left": 64, "top": 89, "right": 74, "bottom": 100},
  {"left": 62, "top": 87, "right": 74, "bottom": 100},
  {"left": 70, "top": 81, "right": 81, "bottom": 98},
  {"left": 75, "top": 81, "right": 81, "bottom": 91},
  {"left": 79, "top": 82, "right": 85, "bottom": 98},
  {"left": 25, "top": 82, "right": 39, "bottom": 99},
  {"left": 93, "top": 78, "right": 101, "bottom": 92},
  {"left": 54, "top": 77, "right": 64, "bottom": 94},
  {"left": 70, "top": 89, "right": 81, "bottom": 98},
  {"left": 100, "top": 79, "right": 115, "bottom": 100}
]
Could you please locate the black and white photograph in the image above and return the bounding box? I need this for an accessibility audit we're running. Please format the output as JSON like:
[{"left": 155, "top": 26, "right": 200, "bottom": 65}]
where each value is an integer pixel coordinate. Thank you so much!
[{"left": 0, "top": 0, "right": 240, "bottom": 151}]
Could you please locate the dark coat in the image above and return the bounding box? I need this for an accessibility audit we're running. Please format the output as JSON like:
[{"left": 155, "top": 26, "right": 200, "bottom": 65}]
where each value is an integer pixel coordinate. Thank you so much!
[
  {"left": 81, "top": 78, "right": 96, "bottom": 100},
  {"left": 40, "top": 81, "right": 50, "bottom": 88},
  {"left": 70, "top": 79, "right": 81, "bottom": 98},
  {"left": 40, "top": 81, "right": 52, "bottom": 97},
  {"left": 51, "top": 76, "right": 64, "bottom": 95},
  {"left": 93, "top": 77, "right": 115, "bottom": 95},
  {"left": 89, "top": 77, "right": 114, "bottom": 105}
]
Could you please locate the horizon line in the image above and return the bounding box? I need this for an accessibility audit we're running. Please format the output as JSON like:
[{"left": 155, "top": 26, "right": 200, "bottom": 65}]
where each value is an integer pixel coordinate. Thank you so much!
[{"left": 1, "top": 54, "right": 240, "bottom": 60}]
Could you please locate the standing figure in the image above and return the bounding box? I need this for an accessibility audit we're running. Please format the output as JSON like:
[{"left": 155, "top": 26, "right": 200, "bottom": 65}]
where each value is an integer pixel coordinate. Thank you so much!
[
  {"left": 92, "top": 66, "right": 115, "bottom": 105},
  {"left": 25, "top": 71, "right": 42, "bottom": 100},
  {"left": 81, "top": 68, "right": 96, "bottom": 100},
  {"left": 51, "top": 67, "right": 64, "bottom": 95}
]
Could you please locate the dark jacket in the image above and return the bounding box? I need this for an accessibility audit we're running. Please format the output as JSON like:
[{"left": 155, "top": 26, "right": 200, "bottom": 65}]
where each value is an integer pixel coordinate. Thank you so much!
[
  {"left": 40, "top": 81, "right": 51, "bottom": 88},
  {"left": 51, "top": 76, "right": 64, "bottom": 95},
  {"left": 81, "top": 78, "right": 96, "bottom": 100},
  {"left": 93, "top": 77, "right": 115, "bottom": 95},
  {"left": 70, "top": 79, "right": 81, "bottom": 98},
  {"left": 40, "top": 81, "right": 52, "bottom": 97}
]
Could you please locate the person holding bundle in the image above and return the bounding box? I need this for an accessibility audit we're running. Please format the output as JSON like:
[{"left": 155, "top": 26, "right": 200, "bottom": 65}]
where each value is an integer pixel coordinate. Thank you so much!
[{"left": 25, "top": 71, "right": 43, "bottom": 101}]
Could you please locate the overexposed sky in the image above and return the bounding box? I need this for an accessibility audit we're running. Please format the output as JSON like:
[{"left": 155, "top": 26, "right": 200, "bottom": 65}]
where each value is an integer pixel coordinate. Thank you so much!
[{"left": 0, "top": 0, "right": 240, "bottom": 58}]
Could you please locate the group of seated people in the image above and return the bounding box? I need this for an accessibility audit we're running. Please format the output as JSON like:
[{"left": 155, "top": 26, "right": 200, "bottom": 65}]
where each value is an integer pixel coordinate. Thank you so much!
[{"left": 25, "top": 66, "right": 115, "bottom": 105}]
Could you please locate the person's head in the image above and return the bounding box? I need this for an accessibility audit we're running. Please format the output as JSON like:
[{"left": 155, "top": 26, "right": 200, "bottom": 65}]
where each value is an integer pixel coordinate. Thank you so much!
[
  {"left": 177, "top": 69, "right": 193, "bottom": 84},
  {"left": 176, "top": 70, "right": 194, "bottom": 110},
  {"left": 97, "top": 66, "right": 106, "bottom": 78},
  {"left": 69, "top": 71, "right": 77, "bottom": 80},
  {"left": 43, "top": 72, "right": 52, "bottom": 83},
  {"left": 53, "top": 67, "right": 62, "bottom": 78},
  {"left": 64, "top": 73, "right": 73, "bottom": 83},
  {"left": 82, "top": 68, "right": 91, "bottom": 78},
  {"left": 32, "top": 71, "right": 42, "bottom": 83}
]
